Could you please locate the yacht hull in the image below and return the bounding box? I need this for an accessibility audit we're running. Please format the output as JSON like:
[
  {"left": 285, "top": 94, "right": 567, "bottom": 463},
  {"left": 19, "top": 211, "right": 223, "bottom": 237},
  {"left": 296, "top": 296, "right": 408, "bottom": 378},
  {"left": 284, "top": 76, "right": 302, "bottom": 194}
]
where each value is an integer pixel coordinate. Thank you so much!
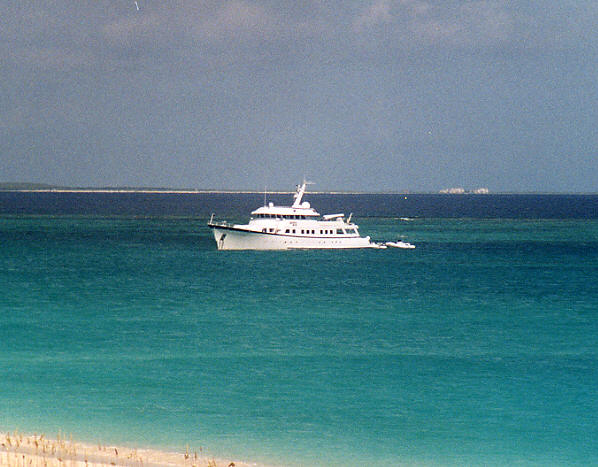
[{"left": 209, "top": 225, "right": 379, "bottom": 250}]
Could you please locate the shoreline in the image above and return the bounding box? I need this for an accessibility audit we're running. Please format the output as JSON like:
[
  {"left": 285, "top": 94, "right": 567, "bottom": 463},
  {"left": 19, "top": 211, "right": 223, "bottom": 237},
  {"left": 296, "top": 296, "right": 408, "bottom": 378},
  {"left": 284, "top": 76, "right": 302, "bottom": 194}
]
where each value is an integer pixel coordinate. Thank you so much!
[
  {"left": 0, "top": 432, "right": 267, "bottom": 467},
  {"left": 3, "top": 188, "right": 598, "bottom": 195}
]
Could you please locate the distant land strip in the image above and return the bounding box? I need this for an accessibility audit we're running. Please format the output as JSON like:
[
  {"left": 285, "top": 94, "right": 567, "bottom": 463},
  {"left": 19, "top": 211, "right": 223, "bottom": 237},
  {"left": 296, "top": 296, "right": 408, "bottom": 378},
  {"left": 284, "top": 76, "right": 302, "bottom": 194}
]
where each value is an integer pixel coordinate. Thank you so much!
[
  {"left": 1, "top": 183, "right": 597, "bottom": 195},
  {"left": 0, "top": 182, "right": 291, "bottom": 194},
  {"left": 0, "top": 182, "right": 395, "bottom": 194}
]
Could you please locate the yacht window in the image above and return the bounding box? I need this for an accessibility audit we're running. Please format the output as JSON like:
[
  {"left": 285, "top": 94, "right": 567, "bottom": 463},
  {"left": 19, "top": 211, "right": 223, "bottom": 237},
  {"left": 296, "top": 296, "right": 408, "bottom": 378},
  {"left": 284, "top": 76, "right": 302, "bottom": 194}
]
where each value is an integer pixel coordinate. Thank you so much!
[
  {"left": 337, "top": 229, "right": 344, "bottom": 234},
  {"left": 262, "top": 228, "right": 266, "bottom": 232},
  {"left": 348, "top": 228, "right": 357, "bottom": 234},
  {"left": 312, "top": 230, "right": 315, "bottom": 234},
  {"left": 285, "top": 229, "right": 290, "bottom": 233},
  {"left": 292, "top": 229, "right": 296, "bottom": 234},
  {"left": 269, "top": 228, "right": 274, "bottom": 232},
  {"left": 301, "top": 230, "right": 304, "bottom": 234}
]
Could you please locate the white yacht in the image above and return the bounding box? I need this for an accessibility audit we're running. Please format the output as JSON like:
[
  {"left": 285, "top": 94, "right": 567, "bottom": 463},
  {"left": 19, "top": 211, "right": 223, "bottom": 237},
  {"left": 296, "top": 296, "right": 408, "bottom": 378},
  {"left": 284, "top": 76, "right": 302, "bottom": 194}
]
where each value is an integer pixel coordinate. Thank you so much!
[{"left": 208, "top": 181, "right": 383, "bottom": 250}]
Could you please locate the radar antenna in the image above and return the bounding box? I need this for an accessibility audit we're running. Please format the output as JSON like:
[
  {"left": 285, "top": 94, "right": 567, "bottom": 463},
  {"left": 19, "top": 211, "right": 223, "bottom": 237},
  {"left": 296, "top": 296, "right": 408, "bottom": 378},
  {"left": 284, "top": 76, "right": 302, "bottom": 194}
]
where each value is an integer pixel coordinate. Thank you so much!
[{"left": 292, "top": 178, "right": 314, "bottom": 208}]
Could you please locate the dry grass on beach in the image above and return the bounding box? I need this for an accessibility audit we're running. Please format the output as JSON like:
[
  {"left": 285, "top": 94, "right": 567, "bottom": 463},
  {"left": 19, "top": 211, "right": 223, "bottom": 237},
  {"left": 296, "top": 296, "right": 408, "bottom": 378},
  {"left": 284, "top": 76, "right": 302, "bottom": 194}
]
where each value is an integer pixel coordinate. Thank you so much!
[{"left": 0, "top": 431, "right": 253, "bottom": 467}]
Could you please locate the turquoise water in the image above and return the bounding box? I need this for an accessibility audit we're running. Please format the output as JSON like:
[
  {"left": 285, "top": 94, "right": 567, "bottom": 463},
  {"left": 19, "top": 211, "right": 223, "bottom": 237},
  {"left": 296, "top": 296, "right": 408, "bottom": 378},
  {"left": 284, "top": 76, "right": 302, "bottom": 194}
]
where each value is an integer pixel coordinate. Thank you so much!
[{"left": 2, "top": 215, "right": 598, "bottom": 466}]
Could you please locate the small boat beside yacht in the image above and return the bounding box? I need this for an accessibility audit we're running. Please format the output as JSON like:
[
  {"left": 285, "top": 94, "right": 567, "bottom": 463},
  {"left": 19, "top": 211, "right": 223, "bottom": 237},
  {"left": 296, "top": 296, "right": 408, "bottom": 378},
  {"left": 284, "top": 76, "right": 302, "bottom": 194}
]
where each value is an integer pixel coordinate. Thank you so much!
[
  {"left": 208, "top": 181, "right": 388, "bottom": 250},
  {"left": 385, "top": 240, "right": 416, "bottom": 249}
]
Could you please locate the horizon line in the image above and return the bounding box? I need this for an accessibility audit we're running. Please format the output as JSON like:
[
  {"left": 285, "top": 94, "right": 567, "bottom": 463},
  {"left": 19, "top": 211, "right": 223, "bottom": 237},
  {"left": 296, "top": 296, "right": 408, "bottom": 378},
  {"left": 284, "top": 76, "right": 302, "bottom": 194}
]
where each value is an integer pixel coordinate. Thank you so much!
[{"left": 1, "top": 186, "right": 598, "bottom": 195}]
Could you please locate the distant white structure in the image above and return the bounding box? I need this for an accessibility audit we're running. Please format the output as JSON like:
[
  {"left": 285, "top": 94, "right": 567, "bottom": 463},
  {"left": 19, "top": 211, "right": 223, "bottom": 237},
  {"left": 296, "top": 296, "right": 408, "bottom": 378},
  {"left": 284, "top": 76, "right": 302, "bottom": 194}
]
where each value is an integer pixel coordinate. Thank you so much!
[
  {"left": 439, "top": 187, "right": 489, "bottom": 194},
  {"left": 439, "top": 187, "right": 466, "bottom": 194}
]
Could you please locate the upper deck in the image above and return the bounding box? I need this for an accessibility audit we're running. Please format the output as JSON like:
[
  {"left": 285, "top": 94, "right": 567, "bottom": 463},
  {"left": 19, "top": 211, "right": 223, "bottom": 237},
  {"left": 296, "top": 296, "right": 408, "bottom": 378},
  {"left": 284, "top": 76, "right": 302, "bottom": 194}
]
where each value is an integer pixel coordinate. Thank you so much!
[
  {"left": 250, "top": 181, "right": 320, "bottom": 218},
  {"left": 251, "top": 202, "right": 320, "bottom": 219}
]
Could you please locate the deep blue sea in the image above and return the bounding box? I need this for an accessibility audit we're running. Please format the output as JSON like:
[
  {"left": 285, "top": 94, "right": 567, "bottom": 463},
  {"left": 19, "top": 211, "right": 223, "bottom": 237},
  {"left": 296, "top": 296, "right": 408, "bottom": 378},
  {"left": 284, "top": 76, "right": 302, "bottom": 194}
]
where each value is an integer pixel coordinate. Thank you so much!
[{"left": 1, "top": 192, "right": 598, "bottom": 466}]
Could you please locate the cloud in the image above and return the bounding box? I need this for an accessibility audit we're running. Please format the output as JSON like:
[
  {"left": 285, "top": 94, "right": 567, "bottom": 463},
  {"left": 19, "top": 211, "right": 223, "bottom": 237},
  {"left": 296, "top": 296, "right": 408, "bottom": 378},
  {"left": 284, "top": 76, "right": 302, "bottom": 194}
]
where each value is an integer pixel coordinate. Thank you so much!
[
  {"left": 0, "top": 1, "right": 534, "bottom": 77},
  {"left": 352, "top": 0, "right": 518, "bottom": 49},
  {"left": 160, "top": 0, "right": 287, "bottom": 44},
  {"left": 354, "top": 0, "right": 393, "bottom": 31},
  {"left": 353, "top": 0, "right": 432, "bottom": 32},
  {"left": 206, "top": 1, "right": 276, "bottom": 38}
]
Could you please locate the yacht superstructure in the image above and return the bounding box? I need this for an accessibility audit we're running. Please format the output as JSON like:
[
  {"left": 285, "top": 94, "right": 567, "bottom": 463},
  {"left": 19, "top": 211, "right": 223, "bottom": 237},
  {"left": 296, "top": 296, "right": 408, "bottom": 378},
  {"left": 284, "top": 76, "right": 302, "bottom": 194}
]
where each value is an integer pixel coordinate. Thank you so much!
[{"left": 208, "top": 181, "right": 383, "bottom": 250}]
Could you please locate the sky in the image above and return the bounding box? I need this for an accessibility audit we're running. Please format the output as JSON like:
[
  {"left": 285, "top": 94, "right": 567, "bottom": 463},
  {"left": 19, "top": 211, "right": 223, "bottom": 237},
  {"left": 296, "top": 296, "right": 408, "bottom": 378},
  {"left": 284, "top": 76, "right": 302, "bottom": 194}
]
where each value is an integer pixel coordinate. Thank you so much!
[{"left": 1, "top": 1, "right": 597, "bottom": 192}]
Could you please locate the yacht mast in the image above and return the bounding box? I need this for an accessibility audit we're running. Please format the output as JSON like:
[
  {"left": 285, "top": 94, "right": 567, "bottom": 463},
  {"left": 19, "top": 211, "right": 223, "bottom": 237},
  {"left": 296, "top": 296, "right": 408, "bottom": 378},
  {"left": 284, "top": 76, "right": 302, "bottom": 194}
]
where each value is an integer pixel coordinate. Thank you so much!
[{"left": 292, "top": 179, "right": 312, "bottom": 208}]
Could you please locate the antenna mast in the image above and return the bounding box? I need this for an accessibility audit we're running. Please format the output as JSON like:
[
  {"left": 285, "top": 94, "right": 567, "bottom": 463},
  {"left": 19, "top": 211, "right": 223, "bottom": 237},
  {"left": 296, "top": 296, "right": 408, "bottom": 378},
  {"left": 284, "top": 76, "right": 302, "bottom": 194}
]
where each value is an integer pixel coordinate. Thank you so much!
[{"left": 292, "top": 178, "right": 314, "bottom": 208}]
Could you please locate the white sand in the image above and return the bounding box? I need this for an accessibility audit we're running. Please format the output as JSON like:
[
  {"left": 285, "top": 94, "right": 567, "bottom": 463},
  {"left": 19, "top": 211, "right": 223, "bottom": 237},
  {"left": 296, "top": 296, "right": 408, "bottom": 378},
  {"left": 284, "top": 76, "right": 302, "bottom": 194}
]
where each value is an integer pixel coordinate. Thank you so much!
[{"left": 0, "top": 432, "right": 266, "bottom": 467}]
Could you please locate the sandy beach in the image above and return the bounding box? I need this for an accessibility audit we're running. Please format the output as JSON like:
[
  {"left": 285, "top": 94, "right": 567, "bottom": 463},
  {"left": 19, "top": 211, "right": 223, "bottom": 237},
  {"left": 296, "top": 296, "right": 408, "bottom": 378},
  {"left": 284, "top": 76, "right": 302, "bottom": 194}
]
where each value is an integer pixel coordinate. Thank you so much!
[{"left": 0, "top": 432, "right": 263, "bottom": 467}]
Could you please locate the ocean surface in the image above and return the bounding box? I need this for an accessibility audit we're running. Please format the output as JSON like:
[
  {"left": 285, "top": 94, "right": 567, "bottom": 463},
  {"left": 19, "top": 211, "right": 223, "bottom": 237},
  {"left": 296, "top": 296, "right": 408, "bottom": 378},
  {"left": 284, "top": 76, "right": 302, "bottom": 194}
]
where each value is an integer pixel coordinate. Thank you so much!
[{"left": 1, "top": 192, "right": 598, "bottom": 466}]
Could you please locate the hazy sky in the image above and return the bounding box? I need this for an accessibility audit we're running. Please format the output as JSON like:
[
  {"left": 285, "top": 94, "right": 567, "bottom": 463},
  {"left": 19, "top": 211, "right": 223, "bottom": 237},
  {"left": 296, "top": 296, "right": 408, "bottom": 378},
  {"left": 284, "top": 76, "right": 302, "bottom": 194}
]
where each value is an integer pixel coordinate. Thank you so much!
[{"left": 2, "top": 1, "right": 597, "bottom": 191}]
